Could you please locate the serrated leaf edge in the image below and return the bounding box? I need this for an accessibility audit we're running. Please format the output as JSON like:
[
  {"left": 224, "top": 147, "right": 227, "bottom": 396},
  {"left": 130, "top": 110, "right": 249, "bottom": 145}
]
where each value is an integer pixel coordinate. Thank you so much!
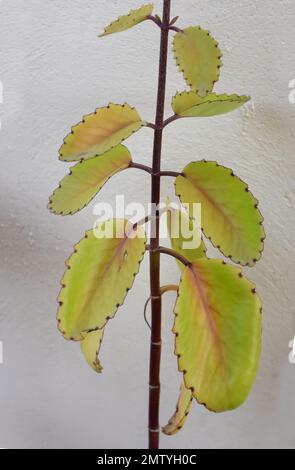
[
  {"left": 59, "top": 103, "right": 146, "bottom": 162},
  {"left": 48, "top": 146, "right": 132, "bottom": 216},
  {"left": 99, "top": 3, "right": 154, "bottom": 37},
  {"left": 162, "top": 383, "right": 193, "bottom": 435},
  {"left": 81, "top": 330, "right": 104, "bottom": 373},
  {"left": 175, "top": 160, "right": 265, "bottom": 267},
  {"left": 57, "top": 224, "right": 147, "bottom": 341},
  {"left": 172, "top": 26, "right": 223, "bottom": 96},
  {"left": 171, "top": 91, "right": 251, "bottom": 116},
  {"left": 173, "top": 259, "right": 263, "bottom": 412}
]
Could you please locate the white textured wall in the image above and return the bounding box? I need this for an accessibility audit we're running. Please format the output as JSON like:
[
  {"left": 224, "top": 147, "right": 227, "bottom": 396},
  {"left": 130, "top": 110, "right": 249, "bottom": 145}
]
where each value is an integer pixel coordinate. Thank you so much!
[{"left": 0, "top": 0, "right": 294, "bottom": 449}]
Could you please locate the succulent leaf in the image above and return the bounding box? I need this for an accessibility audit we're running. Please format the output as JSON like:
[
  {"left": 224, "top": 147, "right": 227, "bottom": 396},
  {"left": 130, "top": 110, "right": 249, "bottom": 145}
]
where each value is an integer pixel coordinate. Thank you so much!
[
  {"left": 59, "top": 104, "right": 146, "bottom": 162},
  {"left": 57, "top": 219, "right": 146, "bottom": 340},
  {"left": 49, "top": 145, "right": 131, "bottom": 216},
  {"left": 162, "top": 382, "right": 193, "bottom": 436},
  {"left": 175, "top": 161, "right": 265, "bottom": 266},
  {"left": 172, "top": 91, "right": 250, "bottom": 118},
  {"left": 99, "top": 4, "right": 154, "bottom": 37},
  {"left": 80, "top": 329, "right": 104, "bottom": 373},
  {"left": 167, "top": 204, "right": 207, "bottom": 271},
  {"left": 173, "top": 26, "right": 222, "bottom": 97},
  {"left": 174, "top": 259, "right": 262, "bottom": 412}
]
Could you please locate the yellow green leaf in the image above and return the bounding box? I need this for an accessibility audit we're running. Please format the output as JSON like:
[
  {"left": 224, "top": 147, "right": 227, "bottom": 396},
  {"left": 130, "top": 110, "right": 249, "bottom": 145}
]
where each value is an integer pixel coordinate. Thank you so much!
[
  {"left": 162, "top": 382, "right": 193, "bottom": 436},
  {"left": 99, "top": 4, "right": 154, "bottom": 37},
  {"left": 57, "top": 219, "right": 146, "bottom": 340},
  {"left": 59, "top": 104, "right": 146, "bottom": 162},
  {"left": 175, "top": 161, "right": 265, "bottom": 266},
  {"left": 173, "top": 26, "right": 222, "bottom": 97},
  {"left": 80, "top": 329, "right": 104, "bottom": 373},
  {"left": 49, "top": 145, "right": 131, "bottom": 216},
  {"left": 174, "top": 259, "right": 262, "bottom": 412},
  {"left": 167, "top": 205, "right": 207, "bottom": 271},
  {"left": 172, "top": 91, "right": 250, "bottom": 118}
]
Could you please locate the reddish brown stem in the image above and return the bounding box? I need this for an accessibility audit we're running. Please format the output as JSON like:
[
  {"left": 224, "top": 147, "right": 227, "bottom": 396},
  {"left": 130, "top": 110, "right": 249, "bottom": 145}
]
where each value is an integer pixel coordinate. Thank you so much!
[
  {"left": 148, "top": 0, "right": 171, "bottom": 450},
  {"left": 130, "top": 162, "right": 181, "bottom": 178},
  {"left": 129, "top": 161, "right": 153, "bottom": 175}
]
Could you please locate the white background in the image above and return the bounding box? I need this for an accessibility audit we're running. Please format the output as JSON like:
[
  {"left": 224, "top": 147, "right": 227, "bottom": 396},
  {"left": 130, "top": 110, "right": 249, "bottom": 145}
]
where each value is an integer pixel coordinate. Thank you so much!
[{"left": 0, "top": 0, "right": 294, "bottom": 449}]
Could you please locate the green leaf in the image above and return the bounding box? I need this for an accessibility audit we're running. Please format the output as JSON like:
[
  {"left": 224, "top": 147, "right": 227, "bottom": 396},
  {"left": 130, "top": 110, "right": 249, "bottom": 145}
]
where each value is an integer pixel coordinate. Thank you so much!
[
  {"left": 57, "top": 219, "right": 146, "bottom": 340},
  {"left": 165, "top": 204, "right": 204, "bottom": 435},
  {"left": 173, "top": 26, "right": 223, "bottom": 97},
  {"left": 49, "top": 145, "right": 131, "bottom": 216},
  {"left": 167, "top": 204, "right": 207, "bottom": 271},
  {"left": 59, "top": 104, "right": 146, "bottom": 162},
  {"left": 175, "top": 161, "right": 265, "bottom": 266},
  {"left": 162, "top": 382, "right": 193, "bottom": 436},
  {"left": 174, "top": 259, "right": 262, "bottom": 412},
  {"left": 81, "top": 329, "right": 104, "bottom": 373},
  {"left": 172, "top": 91, "right": 250, "bottom": 118},
  {"left": 99, "top": 4, "right": 154, "bottom": 37}
]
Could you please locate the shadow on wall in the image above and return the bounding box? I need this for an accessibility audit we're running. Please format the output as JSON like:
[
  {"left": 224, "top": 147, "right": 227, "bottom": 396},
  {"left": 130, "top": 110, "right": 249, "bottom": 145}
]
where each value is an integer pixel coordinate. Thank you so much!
[{"left": 243, "top": 104, "right": 295, "bottom": 158}]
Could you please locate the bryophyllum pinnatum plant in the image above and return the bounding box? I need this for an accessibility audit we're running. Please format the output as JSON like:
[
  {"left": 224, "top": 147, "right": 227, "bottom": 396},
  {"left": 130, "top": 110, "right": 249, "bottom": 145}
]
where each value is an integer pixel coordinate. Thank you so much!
[{"left": 49, "top": 1, "right": 265, "bottom": 449}]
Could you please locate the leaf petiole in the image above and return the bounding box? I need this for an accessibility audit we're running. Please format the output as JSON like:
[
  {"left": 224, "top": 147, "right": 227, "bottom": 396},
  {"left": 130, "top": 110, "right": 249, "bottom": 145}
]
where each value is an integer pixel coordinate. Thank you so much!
[
  {"left": 146, "top": 244, "right": 191, "bottom": 268},
  {"left": 147, "top": 15, "right": 162, "bottom": 28}
]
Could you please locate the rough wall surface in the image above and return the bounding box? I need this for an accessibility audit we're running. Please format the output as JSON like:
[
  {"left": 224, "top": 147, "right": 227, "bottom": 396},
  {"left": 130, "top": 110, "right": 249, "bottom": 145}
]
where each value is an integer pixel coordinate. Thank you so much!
[{"left": 0, "top": 0, "right": 294, "bottom": 449}]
